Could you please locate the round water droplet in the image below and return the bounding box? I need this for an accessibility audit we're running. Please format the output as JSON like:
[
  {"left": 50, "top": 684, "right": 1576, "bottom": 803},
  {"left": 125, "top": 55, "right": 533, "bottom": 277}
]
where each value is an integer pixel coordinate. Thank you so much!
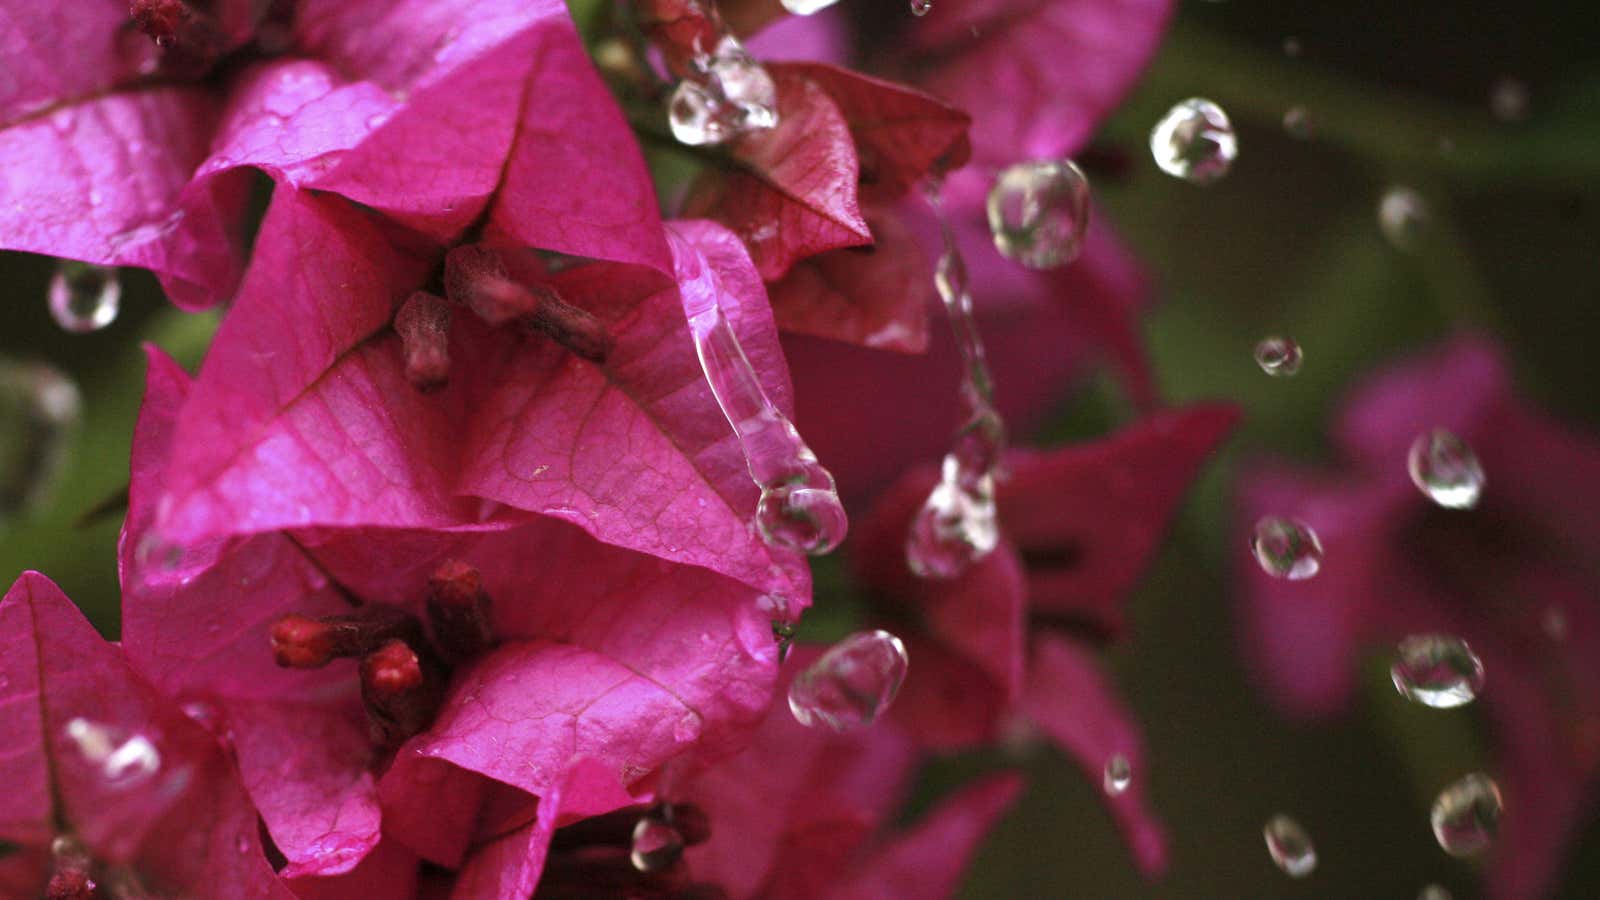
[
  {"left": 1419, "top": 885, "right": 1453, "bottom": 900},
  {"left": 1250, "top": 516, "right": 1323, "bottom": 580},
  {"left": 47, "top": 261, "right": 121, "bottom": 333},
  {"left": 64, "top": 718, "right": 161, "bottom": 788},
  {"left": 0, "top": 358, "right": 82, "bottom": 525},
  {"left": 905, "top": 470, "right": 998, "bottom": 579},
  {"left": 1431, "top": 772, "right": 1502, "bottom": 857},
  {"left": 788, "top": 630, "right": 909, "bottom": 731},
  {"left": 1379, "top": 186, "right": 1427, "bottom": 250},
  {"left": 1282, "top": 105, "right": 1314, "bottom": 140},
  {"left": 910, "top": 0, "right": 932, "bottom": 15},
  {"left": 1254, "top": 336, "right": 1303, "bottom": 376},
  {"left": 757, "top": 478, "right": 848, "bottom": 555},
  {"left": 630, "top": 813, "right": 684, "bottom": 873},
  {"left": 1263, "top": 814, "right": 1316, "bottom": 877},
  {"left": 780, "top": 0, "right": 839, "bottom": 14},
  {"left": 1103, "top": 754, "right": 1132, "bottom": 796},
  {"left": 1407, "top": 429, "right": 1485, "bottom": 509},
  {"left": 986, "top": 159, "right": 1091, "bottom": 269},
  {"left": 1149, "top": 98, "right": 1237, "bottom": 185},
  {"left": 1390, "top": 635, "right": 1485, "bottom": 708},
  {"left": 1488, "top": 78, "right": 1529, "bottom": 122}
]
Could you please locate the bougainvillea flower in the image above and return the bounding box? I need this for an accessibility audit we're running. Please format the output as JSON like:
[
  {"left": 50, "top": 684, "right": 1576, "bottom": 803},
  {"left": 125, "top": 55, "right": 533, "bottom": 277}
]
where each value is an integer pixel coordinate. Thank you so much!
[
  {"left": 0, "top": 571, "right": 289, "bottom": 897},
  {"left": 1236, "top": 336, "right": 1600, "bottom": 900},
  {"left": 122, "top": 344, "right": 780, "bottom": 886},
  {"left": 852, "top": 404, "right": 1240, "bottom": 875},
  {"left": 0, "top": 0, "right": 663, "bottom": 307}
]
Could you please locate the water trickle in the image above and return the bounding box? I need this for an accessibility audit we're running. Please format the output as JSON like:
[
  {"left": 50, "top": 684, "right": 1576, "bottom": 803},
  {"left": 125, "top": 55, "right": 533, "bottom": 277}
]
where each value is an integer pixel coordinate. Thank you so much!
[
  {"left": 630, "top": 811, "right": 685, "bottom": 873},
  {"left": 1263, "top": 814, "right": 1317, "bottom": 877},
  {"left": 0, "top": 358, "right": 82, "bottom": 525},
  {"left": 47, "top": 261, "right": 121, "bottom": 333},
  {"left": 907, "top": 184, "right": 1005, "bottom": 579},
  {"left": 1431, "top": 773, "right": 1502, "bottom": 857},
  {"left": 1379, "top": 186, "right": 1427, "bottom": 250},
  {"left": 986, "top": 159, "right": 1091, "bottom": 269},
  {"left": 668, "top": 35, "right": 778, "bottom": 147},
  {"left": 788, "top": 630, "right": 909, "bottom": 731},
  {"left": 1390, "top": 635, "right": 1485, "bottom": 708},
  {"left": 1407, "top": 429, "right": 1485, "bottom": 509},
  {"left": 63, "top": 718, "right": 161, "bottom": 788},
  {"left": 676, "top": 233, "right": 847, "bottom": 555},
  {"left": 1103, "top": 754, "right": 1132, "bottom": 796},
  {"left": 1150, "top": 98, "right": 1237, "bottom": 184},
  {"left": 1254, "top": 336, "right": 1303, "bottom": 376},
  {"left": 1250, "top": 516, "right": 1323, "bottom": 580}
]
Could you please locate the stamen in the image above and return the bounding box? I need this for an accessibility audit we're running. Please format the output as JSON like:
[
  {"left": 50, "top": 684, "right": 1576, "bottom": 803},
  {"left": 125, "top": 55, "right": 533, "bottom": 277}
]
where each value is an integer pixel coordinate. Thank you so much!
[
  {"left": 426, "top": 560, "right": 494, "bottom": 662},
  {"left": 359, "top": 639, "right": 446, "bottom": 747},
  {"left": 47, "top": 836, "right": 96, "bottom": 900},
  {"left": 269, "top": 605, "right": 425, "bottom": 669},
  {"left": 444, "top": 244, "right": 614, "bottom": 362},
  {"left": 394, "top": 291, "right": 452, "bottom": 393}
]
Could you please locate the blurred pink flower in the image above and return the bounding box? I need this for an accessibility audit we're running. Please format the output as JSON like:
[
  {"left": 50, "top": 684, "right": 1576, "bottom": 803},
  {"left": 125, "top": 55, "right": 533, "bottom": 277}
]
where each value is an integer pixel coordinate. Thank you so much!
[{"left": 1236, "top": 336, "right": 1600, "bottom": 900}]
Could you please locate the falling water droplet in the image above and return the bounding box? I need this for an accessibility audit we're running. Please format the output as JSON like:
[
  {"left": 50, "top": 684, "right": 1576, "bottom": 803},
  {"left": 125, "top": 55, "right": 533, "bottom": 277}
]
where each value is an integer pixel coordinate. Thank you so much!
[
  {"left": 1407, "top": 429, "right": 1485, "bottom": 509},
  {"left": 1149, "top": 98, "right": 1237, "bottom": 184},
  {"left": 1488, "top": 78, "right": 1529, "bottom": 122},
  {"left": 1419, "top": 885, "right": 1453, "bottom": 900},
  {"left": 0, "top": 358, "right": 82, "bottom": 524},
  {"left": 1431, "top": 773, "right": 1503, "bottom": 857},
  {"left": 1103, "top": 754, "right": 1132, "bottom": 796},
  {"left": 780, "top": 0, "right": 840, "bottom": 13},
  {"left": 788, "top": 630, "right": 909, "bottom": 731},
  {"left": 1379, "top": 186, "right": 1427, "bottom": 250},
  {"left": 986, "top": 159, "right": 1091, "bottom": 269},
  {"left": 1254, "top": 336, "right": 1303, "bottom": 376},
  {"left": 1263, "top": 814, "right": 1317, "bottom": 877},
  {"left": 64, "top": 718, "right": 162, "bottom": 788},
  {"left": 1390, "top": 635, "right": 1486, "bottom": 708},
  {"left": 668, "top": 36, "right": 778, "bottom": 147},
  {"left": 1250, "top": 517, "right": 1323, "bottom": 580},
  {"left": 910, "top": 0, "right": 933, "bottom": 15},
  {"left": 47, "top": 261, "right": 121, "bottom": 333},
  {"left": 1282, "top": 106, "right": 1314, "bottom": 140},
  {"left": 674, "top": 230, "right": 847, "bottom": 555},
  {"left": 629, "top": 812, "right": 685, "bottom": 873}
]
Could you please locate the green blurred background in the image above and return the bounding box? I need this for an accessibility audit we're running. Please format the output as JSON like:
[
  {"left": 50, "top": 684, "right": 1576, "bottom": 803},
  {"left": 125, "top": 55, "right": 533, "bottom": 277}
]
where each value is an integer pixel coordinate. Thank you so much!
[{"left": 3, "top": 0, "right": 1598, "bottom": 896}]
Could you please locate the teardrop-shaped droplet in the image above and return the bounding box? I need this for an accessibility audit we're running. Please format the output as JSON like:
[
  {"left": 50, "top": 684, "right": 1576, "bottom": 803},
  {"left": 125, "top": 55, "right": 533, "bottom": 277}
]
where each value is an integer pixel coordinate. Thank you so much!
[
  {"left": 1407, "top": 429, "right": 1485, "bottom": 509},
  {"left": 0, "top": 358, "right": 82, "bottom": 524},
  {"left": 906, "top": 458, "right": 999, "bottom": 579},
  {"left": 1431, "top": 773, "right": 1502, "bottom": 857},
  {"left": 1250, "top": 516, "right": 1323, "bottom": 580},
  {"left": 1254, "top": 336, "right": 1303, "bottom": 376},
  {"left": 629, "top": 812, "right": 685, "bottom": 873},
  {"left": 757, "top": 471, "right": 850, "bottom": 555},
  {"left": 1390, "top": 635, "right": 1485, "bottom": 709},
  {"left": 1103, "top": 754, "right": 1132, "bottom": 796},
  {"left": 780, "top": 0, "right": 839, "bottom": 14},
  {"left": 1379, "top": 186, "right": 1427, "bottom": 250},
  {"left": 1282, "top": 105, "right": 1314, "bottom": 139},
  {"left": 1263, "top": 814, "right": 1317, "bottom": 877},
  {"left": 47, "top": 261, "right": 121, "bottom": 333},
  {"left": 1150, "top": 98, "right": 1238, "bottom": 185},
  {"left": 1419, "top": 884, "right": 1453, "bottom": 900},
  {"left": 63, "top": 718, "right": 162, "bottom": 789},
  {"left": 910, "top": 0, "right": 932, "bottom": 15},
  {"left": 986, "top": 159, "right": 1091, "bottom": 269},
  {"left": 788, "top": 630, "right": 909, "bottom": 731}
]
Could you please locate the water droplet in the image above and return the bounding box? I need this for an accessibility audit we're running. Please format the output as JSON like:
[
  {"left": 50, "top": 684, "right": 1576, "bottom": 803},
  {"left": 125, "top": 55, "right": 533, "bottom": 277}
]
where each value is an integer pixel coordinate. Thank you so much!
[
  {"left": 986, "top": 159, "right": 1091, "bottom": 269},
  {"left": 0, "top": 358, "right": 82, "bottom": 524},
  {"left": 910, "top": 0, "right": 933, "bottom": 15},
  {"left": 63, "top": 718, "right": 161, "bottom": 788},
  {"left": 1150, "top": 98, "right": 1237, "bottom": 185},
  {"left": 629, "top": 812, "right": 684, "bottom": 873},
  {"left": 788, "top": 630, "right": 909, "bottom": 731},
  {"left": 906, "top": 450, "right": 999, "bottom": 578},
  {"left": 1419, "top": 884, "right": 1453, "bottom": 900},
  {"left": 668, "top": 36, "right": 778, "bottom": 147},
  {"left": 47, "top": 261, "right": 121, "bottom": 333},
  {"left": 1282, "top": 105, "right": 1314, "bottom": 140},
  {"left": 1103, "top": 754, "right": 1132, "bottom": 796},
  {"left": 1390, "top": 635, "right": 1485, "bottom": 708},
  {"left": 1250, "top": 517, "right": 1323, "bottom": 580},
  {"left": 1379, "top": 186, "right": 1427, "bottom": 250},
  {"left": 675, "top": 230, "right": 847, "bottom": 555},
  {"left": 1431, "top": 773, "right": 1502, "bottom": 856},
  {"left": 1488, "top": 78, "right": 1529, "bottom": 122},
  {"left": 780, "top": 0, "right": 840, "bottom": 14},
  {"left": 1263, "top": 814, "right": 1317, "bottom": 877},
  {"left": 1407, "top": 429, "right": 1485, "bottom": 509},
  {"left": 1254, "top": 336, "right": 1303, "bottom": 376}
]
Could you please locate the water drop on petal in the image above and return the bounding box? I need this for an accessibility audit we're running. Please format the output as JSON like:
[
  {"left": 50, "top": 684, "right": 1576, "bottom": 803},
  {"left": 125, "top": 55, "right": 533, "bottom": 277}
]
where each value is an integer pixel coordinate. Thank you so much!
[
  {"left": 1407, "top": 429, "right": 1485, "bottom": 509},
  {"left": 910, "top": 0, "right": 932, "bottom": 15},
  {"left": 1254, "top": 336, "right": 1303, "bottom": 376},
  {"left": 1263, "top": 814, "right": 1316, "bottom": 877},
  {"left": 1379, "top": 186, "right": 1427, "bottom": 250},
  {"left": 1282, "top": 105, "right": 1314, "bottom": 140},
  {"left": 630, "top": 812, "right": 685, "bottom": 873},
  {"left": 788, "top": 630, "right": 909, "bottom": 731},
  {"left": 986, "top": 159, "right": 1091, "bottom": 269},
  {"left": 64, "top": 718, "right": 161, "bottom": 788},
  {"left": 1431, "top": 773, "right": 1502, "bottom": 857},
  {"left": 1390, "top": 635, "right": 1485, "bottom": 708},
  {"left": 1150, "top": 98, "right": 1237, "bottom": 184},
  {"left": 1103, "top": 754, "right": 1132, "bottom": 796},
  {"left": 48, "top": 261, "right": 121, "bottom": 333},
  {"left": 1250, "top": 516, "right": 1323, "bottom": 580},
  {"left": 757, "top": 474, "right": 850, "bottom": 555},
  {"left": 0, "top": 359, "right": 82, "bottom": 524}
]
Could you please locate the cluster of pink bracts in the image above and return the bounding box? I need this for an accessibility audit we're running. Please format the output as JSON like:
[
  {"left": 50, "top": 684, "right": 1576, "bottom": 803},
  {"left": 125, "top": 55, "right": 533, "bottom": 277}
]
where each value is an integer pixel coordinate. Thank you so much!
[{"left": 2, "top": 0, "right": 1597, "bottom": 898}]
